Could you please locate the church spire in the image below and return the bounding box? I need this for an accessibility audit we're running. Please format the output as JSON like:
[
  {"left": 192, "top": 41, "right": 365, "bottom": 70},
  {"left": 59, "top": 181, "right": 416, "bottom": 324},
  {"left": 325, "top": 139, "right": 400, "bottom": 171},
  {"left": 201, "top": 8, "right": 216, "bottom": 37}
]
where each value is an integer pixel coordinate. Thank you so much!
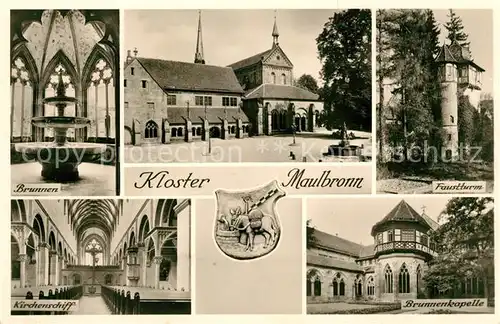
[
  {"left": 272, "top": 10, "right": 279, "bottom": 47},
  {"left": 194, "top": 10, "right": 205, "bottom": 64}
]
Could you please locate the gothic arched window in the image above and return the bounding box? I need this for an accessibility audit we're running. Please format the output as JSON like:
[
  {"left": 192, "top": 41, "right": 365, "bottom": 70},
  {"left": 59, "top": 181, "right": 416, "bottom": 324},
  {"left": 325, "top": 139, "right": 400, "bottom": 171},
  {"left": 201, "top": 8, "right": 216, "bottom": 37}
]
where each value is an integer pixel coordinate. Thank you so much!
[
  {"left": 416, "top": 265, "right": 422, "bottom": 293},
  {"left": 367, "top": 276, "right": 375, "bottom": 296},
  {"left": 86, "top": 58, "right": 115, "bottom": 140},
  {"left": 85, "top": 238, "right": 103, "bottom": 266},
  {"left": 399, "top": 263, "right": 410, "bottom": 293},
  {"left": 281, "top": 73, "right": 286, "bottom": 85},
  {"left": 11, "top": 57, "right": 34, "bottom": 142},
  {"left": 384, "top": 264, "right": 393, "bottom": 293},
  {"left": 145, "top": 120, "right": 158, "bottom": 138},
  {"left": 339, "top": 278, "right": 345, "bottom": 296},
  {"left": 314, "top": 277, "right": 321, "bottom": 297},
  {"left": 271, "top": 72, "right": 276, "bottom": 84}
]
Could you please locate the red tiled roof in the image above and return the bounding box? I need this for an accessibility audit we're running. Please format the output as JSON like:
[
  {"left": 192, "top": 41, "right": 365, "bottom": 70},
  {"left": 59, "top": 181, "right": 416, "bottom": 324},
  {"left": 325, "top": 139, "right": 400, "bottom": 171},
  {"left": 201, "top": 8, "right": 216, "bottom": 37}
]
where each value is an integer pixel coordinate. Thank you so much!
[
  {"left": 166, "top": 107, "right": 249, "bottom": 124},
  {"left": 245, "top": 84, "right": 320, "bottom": 101},
  {"left": 136, "top": 57, "right": 244, "bottom": 94}
]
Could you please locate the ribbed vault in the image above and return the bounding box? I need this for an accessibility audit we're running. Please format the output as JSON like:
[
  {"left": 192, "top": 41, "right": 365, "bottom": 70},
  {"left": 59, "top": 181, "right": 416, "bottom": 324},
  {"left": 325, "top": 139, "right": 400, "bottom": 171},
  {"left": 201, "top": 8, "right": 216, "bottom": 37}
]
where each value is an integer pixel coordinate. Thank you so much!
[
  {"left": 69, "top": 199, "right": 119, "bottom": 244},
  {"left": 11, "top": 10, "right": 118, "bottom": 77}
]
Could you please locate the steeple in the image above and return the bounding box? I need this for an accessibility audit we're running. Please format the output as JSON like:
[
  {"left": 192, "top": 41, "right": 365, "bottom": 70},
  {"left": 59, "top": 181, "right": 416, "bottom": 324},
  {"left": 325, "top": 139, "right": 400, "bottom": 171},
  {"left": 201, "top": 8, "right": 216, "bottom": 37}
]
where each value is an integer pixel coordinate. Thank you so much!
[
  {"left": 272, "top": 10, "right": 279, "bottom": 47},
  {"left": 194, "top": 10, "right": 205, "bottom": 64}
]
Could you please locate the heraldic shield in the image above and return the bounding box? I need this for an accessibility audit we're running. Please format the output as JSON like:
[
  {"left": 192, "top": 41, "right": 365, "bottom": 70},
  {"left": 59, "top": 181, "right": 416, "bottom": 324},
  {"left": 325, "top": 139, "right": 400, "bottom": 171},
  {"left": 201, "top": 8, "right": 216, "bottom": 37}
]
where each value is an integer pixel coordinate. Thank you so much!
[{"left": 214, "top": 180, "right": 286, "bottom": 260}]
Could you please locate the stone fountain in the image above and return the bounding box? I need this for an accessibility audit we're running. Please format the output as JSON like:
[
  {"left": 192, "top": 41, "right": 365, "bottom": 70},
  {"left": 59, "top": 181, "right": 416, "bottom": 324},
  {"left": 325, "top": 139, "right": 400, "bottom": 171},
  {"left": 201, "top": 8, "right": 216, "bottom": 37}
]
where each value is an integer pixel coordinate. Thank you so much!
[
  {"left": 15, "top": 71, "right": 106, "bottom": 181},
  {"left": 325, "top": 122, "right": 362, "bottom": 158}
]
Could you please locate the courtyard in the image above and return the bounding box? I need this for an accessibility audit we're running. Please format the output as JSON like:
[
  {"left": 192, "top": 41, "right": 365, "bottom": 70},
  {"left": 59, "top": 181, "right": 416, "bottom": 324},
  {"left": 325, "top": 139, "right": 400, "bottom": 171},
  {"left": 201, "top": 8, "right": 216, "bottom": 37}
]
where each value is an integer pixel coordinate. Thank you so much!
[{"left": 124, "top": 130, "right": 372, "bottom": 163}]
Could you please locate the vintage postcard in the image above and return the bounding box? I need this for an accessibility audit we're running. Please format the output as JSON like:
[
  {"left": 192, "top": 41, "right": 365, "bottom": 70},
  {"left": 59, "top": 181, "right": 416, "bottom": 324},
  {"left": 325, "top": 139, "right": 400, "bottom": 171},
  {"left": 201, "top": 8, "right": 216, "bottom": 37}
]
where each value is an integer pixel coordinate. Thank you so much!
[{"left": 10, "top": 10, "right": 120, "bottom": 196}]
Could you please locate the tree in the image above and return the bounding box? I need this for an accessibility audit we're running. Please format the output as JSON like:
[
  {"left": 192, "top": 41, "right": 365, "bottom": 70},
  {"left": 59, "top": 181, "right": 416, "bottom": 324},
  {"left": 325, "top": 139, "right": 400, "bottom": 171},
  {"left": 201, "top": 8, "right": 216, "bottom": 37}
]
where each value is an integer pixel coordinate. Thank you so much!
[
  {"left": 377, "top": 10, "right": 441, "bottom": 162},
  {"left": 376, "top": 9, "right": 394, "bottom": 161},
  {"left": 444, "top": 9, "right": 470, "bottom": 47},
  {"left": 317, "top": 9, "right": 371, "bottom": 131},
  {"left": 424, "top": 197, "right": 494, "bottom": 300},
  {"left": 295, "top": 74, "right": 319, "bottom": 94},
  {"left": 476, "top": 97, "right": 494, "bottom": 162}
]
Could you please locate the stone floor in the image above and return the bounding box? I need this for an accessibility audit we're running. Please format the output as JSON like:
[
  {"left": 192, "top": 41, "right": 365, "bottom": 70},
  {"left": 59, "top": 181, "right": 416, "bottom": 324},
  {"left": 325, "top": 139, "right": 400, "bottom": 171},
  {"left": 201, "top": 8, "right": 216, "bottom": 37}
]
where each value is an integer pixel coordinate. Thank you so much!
[
  {"left": 73, "top": 295, "right": 111, "bottom": 315},
  {"left": 11, "top": 162, "right": 116, "bottom": 196},
  {"left": 124, "top": 132, "right": 372, "bottom": 163}
]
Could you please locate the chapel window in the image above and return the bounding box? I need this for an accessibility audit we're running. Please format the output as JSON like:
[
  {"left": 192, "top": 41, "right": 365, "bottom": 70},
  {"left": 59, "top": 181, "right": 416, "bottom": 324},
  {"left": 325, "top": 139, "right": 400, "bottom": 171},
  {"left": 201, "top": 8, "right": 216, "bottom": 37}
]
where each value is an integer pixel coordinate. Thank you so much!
[
  {"left": 399, "top": 263, "right": 410, "bottom": 293},
  {"left": 384, "top": 265, "right": 393, "bottom": 293},
  {"left": 144, "top": 120, "right": 158, "bottom": 138},
  {"left": 87, "top": 58, "right": 115, "bottom": 139},
  {"left": 11, "top": 56, "right": 33, "bottom": 142}
]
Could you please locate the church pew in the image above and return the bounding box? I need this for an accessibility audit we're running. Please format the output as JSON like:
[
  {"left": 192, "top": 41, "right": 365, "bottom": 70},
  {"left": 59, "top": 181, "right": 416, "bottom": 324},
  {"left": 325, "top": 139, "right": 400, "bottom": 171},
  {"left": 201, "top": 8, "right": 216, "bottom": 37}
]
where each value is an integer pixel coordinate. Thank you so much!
[
  {"left": 11, "top": 285, "right": 83, "bottom": 315},
  {"left": 101, "top": 285, "right": 191, "bottom": 314}
]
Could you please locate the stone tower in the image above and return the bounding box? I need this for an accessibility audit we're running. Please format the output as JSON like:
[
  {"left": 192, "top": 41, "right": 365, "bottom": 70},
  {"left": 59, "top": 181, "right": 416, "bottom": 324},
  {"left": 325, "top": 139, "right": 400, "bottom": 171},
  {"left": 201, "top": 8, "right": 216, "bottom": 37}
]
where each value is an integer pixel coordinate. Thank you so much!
[
  {"left": 435, "top": 40, "right": 484, "bottom": 159},
  {"left": 371, "top": 200, "right": 438, "bottom": 302},
  {"left": 194, "top": 10, "right": 205, "bottom": 64}
]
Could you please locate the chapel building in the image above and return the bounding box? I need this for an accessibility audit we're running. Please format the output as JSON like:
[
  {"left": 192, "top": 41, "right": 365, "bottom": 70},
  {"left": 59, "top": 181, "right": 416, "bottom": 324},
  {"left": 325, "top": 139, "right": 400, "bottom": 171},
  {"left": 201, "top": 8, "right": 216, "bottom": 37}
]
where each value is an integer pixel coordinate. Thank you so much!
[{"left": 306, "top": 200, "right": 494, "bottom": 303}]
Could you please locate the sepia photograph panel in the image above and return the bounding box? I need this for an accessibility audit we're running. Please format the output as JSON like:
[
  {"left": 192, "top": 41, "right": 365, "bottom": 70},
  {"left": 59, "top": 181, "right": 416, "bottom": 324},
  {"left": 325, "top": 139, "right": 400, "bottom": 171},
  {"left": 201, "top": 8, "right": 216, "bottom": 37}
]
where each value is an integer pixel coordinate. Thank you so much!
[
  {"left": 10, "top": 10, "right": 120, "bottom": 196},
  {"left": 376, "top": 9, "right": 494, "bottom": 194},
  {"left": 11, "top": 199, "right": 191, "bottom": 315},
  {"left": 124, "top": 9, "right": 372, "bottom": 163},
  {"left": 306, "top": 196, "right": 494, "bottom": 314}
]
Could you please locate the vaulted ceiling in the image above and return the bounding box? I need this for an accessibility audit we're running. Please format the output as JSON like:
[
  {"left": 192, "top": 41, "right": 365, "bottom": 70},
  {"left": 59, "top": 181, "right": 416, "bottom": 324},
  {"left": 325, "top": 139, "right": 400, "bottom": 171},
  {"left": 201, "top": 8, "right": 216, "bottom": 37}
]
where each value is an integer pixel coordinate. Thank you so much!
[
  {"left": 11, "top": 10, "right": 119, "bottom": 83},
  {"left": 68, "top": 199, "right": 120, "bottom": 244}
]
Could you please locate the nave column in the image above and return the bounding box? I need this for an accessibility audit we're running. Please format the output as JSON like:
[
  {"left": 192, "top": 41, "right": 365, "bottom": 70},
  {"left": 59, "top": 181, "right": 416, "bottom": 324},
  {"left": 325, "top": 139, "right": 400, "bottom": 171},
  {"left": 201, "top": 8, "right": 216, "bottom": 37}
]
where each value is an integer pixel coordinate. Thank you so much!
[
  {"left": 38, "top": 243, "right": 49, "bottom": 286},
  {"left": 138, "top": 243, "right": 147, "bottom": 287},
  {"left": 153, "top": 256, "right": 163, "bottom": 289},
  {"left": 18, "top": 254, "right": 28, "bottom": 288},
  {"left": 122, "top": 256, "right": 128, "bottom": 285},
  {"left": 176, "top": 206, "right": 190, "bottom": 291},
  {"left": 49, "top": 251, "right": 59, "bottom": 285}
]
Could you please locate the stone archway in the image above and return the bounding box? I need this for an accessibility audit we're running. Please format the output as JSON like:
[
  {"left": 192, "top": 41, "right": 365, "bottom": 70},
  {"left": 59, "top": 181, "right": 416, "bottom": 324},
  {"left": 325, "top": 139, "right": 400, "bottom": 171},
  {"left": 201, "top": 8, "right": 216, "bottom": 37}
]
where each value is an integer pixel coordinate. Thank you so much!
[
  {"left": 209, "top": 126, "right": 221, "bottom": 139},
  {"left": 124, "top": 126, "right": 133, "bottom": 145}
]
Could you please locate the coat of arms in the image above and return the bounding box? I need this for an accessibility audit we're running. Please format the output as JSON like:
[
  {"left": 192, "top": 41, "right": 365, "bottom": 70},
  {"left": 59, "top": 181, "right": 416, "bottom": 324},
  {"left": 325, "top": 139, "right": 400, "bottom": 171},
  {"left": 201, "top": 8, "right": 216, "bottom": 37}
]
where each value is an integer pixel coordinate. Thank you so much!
[{"left": 214, "top": 180, "right": 286, "bottom": 260}]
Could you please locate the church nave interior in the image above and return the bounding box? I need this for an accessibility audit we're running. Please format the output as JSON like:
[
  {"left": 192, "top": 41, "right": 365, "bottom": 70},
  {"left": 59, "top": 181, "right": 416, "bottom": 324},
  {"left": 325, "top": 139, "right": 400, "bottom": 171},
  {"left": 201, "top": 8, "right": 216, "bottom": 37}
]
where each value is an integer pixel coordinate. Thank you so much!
[{"left": 11, "top": 198, "right": 191, "bottom": 315}]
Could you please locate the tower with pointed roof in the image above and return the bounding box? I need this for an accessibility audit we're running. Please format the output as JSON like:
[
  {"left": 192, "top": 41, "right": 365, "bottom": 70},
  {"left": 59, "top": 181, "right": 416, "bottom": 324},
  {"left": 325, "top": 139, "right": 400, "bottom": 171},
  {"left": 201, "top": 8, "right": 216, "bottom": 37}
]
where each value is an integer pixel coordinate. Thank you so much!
[
  {"left": 272, "top": 11, "right": 279, "bottom": 47},
  {"left": 435, "top": 39, "right": 485, "bottom": 159},
  {"left": 228, "top": 11, "right": 324, "bottom": 136},
  {"left": 194, "top": 10, "right": 205, "bottom": 64}
]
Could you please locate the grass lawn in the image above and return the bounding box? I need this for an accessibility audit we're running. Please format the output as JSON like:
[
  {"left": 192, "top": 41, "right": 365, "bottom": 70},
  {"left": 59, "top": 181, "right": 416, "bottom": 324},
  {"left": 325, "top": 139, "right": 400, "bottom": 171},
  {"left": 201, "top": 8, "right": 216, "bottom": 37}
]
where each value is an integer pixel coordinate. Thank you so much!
[{"left": 377, "top": 161, "right": 494, "bottom": 181}]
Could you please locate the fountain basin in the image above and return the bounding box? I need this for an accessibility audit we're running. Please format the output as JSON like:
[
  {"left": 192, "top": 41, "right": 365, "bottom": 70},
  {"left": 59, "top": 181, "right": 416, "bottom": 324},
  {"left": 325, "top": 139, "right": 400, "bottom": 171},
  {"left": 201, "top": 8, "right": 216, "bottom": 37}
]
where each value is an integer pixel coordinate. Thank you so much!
[
  {"left": 327, "top": 144, "right": 361, "bottom": 157},
  {"left": 43, "top": 96, "right": 79, "bottom": 105},
  {"left": 32, "top": 116, "right": 91, "bottom": 129},
  {"left": 15, "top": 142, "right": 107, "bottom": 181}
]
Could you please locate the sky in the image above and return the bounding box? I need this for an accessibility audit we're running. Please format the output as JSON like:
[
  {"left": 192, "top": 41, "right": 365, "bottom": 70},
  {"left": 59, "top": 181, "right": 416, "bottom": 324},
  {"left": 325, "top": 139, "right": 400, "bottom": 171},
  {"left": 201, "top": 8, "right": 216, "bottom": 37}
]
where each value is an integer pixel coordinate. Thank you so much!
[
  {"left": 433, "top": 9, "right": 493, "bottom": 95},
  {"left": 307, "top": 197, "right": 451, "bottom": 246},
  {"left": 124, "top": 9, "right": 341, "bottom": 85}
]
